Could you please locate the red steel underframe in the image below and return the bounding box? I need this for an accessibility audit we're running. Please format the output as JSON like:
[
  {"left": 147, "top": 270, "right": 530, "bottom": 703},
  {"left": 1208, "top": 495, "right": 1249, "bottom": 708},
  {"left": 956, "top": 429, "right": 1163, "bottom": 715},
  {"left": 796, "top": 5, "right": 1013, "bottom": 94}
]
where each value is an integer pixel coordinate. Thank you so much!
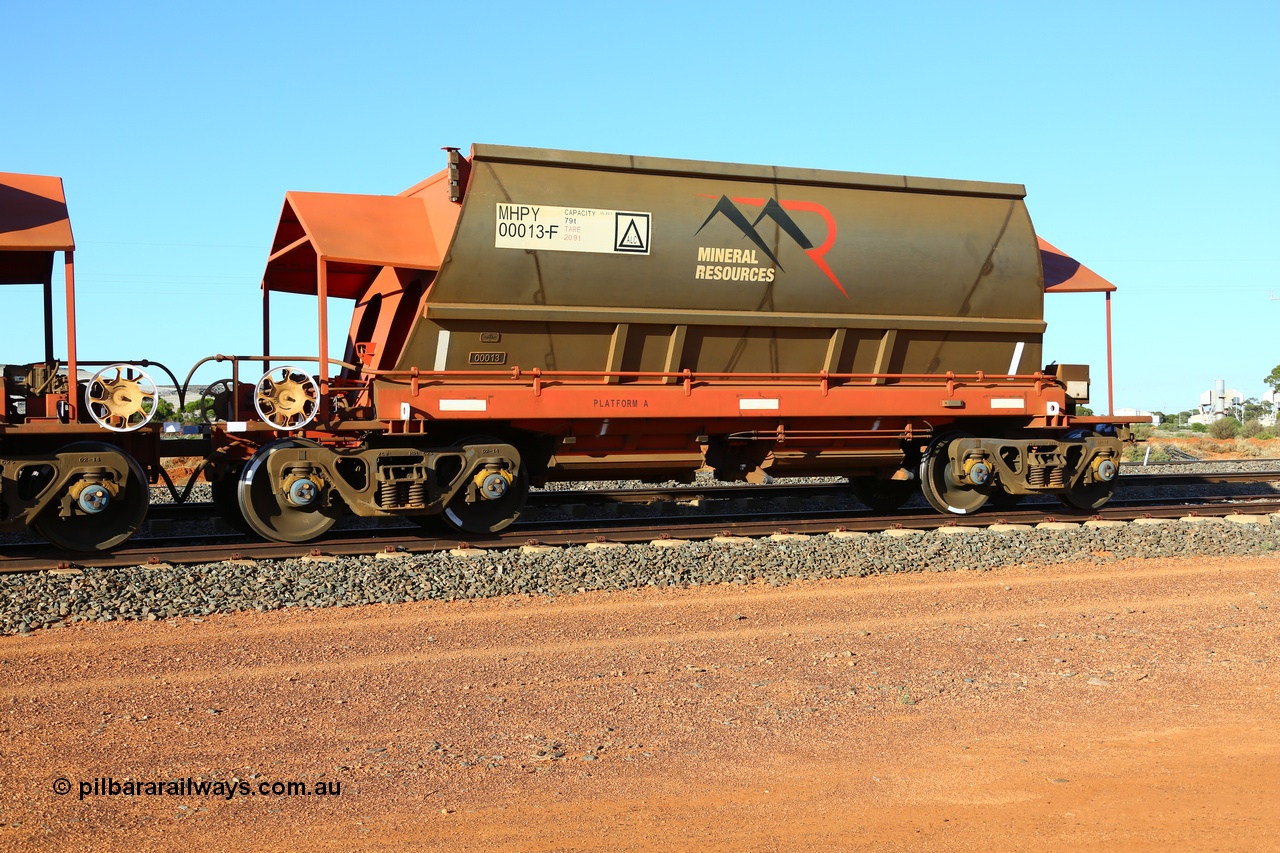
[{"left": 350, "top": 368, "right": 1077, "bottom": 431}]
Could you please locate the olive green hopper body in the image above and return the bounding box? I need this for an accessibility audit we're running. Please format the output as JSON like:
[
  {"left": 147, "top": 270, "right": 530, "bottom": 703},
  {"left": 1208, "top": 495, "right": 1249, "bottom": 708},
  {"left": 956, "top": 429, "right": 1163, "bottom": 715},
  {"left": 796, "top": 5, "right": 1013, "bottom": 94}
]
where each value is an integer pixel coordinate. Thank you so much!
[{"left": 395, "top": 145, "right": 1044, "bottom": 389}]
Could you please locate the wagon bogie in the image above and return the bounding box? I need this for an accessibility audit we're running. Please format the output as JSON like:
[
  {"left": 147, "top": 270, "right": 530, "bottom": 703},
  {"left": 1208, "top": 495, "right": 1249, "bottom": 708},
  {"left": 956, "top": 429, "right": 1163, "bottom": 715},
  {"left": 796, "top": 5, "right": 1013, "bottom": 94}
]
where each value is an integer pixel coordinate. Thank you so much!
[
  {"left": 213, "top": 433, "right": 526, "bottom": 542},
  {"left": 0, "top": 441, "right": 151, "bottom": 551}
]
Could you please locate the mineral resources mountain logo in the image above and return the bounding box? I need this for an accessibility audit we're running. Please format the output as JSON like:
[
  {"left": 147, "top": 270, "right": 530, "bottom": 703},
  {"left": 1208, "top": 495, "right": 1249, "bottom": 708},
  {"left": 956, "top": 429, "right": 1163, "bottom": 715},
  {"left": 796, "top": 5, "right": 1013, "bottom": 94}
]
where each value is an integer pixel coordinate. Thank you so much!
[{"left": 694, "top": 195, "right": 846, "bottom": 297}]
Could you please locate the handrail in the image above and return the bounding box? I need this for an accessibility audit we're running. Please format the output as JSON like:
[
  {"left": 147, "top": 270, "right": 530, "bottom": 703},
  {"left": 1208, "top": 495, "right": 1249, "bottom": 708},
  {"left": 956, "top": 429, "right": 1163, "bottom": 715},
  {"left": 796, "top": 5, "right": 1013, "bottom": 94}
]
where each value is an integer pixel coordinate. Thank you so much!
[
  {"left": 178, "top": 354, "right": 362, "bottom": 395},
  {"left": 181, "top": 355, "right": 1059, "bottom": 393},
  {"left": 353, "top": 365, "right": 1054, "bottom": 386},
  {"left": 173, "top": 355, "right": 1063, "bottom": 427},
  {"left": 60, "top": 358, "right": 185, "bottom": 404}
]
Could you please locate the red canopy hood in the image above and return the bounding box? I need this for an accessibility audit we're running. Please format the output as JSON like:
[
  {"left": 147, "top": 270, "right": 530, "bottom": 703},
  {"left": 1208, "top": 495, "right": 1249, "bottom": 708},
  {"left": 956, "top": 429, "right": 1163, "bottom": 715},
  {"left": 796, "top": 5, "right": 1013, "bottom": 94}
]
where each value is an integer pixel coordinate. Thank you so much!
[
  {"left": 261, "top": 191, "right": 444, "bottom": 299},
  {"left": 1040, "top": 237, "right": 1117, "bottom": 293},
  {"left": 0, "top": 171, "right": 75, "bottom": 285}
]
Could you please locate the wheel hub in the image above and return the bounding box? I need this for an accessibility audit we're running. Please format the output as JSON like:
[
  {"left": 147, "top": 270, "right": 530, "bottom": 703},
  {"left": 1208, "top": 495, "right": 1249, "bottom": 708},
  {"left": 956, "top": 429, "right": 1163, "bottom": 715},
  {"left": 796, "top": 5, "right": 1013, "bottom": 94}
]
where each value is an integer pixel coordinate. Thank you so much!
[
  {"left": 69, "top": 475, "right": 119, "bottom": 514},
  {"left": 287, "top": 478, "right": 320, "bottom": 507},
  {"left": 476, "top": 468, "right": 514, "bottom": 500},
  {"left": 76, "top": 483, "right": 111, "bottom": 513},
  {"left": 964, "top": 458, "right": 992, "bottom": 486}
]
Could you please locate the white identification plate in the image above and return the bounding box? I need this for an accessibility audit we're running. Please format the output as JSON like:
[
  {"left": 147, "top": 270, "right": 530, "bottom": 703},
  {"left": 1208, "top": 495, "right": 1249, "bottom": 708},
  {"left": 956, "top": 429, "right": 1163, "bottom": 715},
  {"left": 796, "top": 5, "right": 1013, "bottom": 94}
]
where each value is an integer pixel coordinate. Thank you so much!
[
  {"left": 989, "top": 398, "right": 1026, "bottom": 409},
  {"left": 495, "top": 203, "right": 651, "bottom": 255}
]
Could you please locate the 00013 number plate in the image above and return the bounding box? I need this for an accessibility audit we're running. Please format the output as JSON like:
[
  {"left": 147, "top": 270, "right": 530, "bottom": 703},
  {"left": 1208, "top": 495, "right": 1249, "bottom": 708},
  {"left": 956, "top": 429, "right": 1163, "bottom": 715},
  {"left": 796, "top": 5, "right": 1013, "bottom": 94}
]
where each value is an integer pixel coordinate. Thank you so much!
[{"left": 495, "top": 204, "right": 650, "bottom": 255}]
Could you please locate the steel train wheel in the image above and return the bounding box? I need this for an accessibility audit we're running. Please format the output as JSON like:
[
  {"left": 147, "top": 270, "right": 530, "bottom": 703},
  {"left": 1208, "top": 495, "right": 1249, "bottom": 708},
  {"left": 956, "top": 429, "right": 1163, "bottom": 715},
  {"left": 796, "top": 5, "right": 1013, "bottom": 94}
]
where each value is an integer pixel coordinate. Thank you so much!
[
  {"left": 32, "top": 443, "right": 150, "bottom": 552},
  {"left": 210, "top": 464, "right": 252, "bottom": 534},
  {"left": 441, "top": 436, "right": 528, "bottom": 536},
  {"left": 408, "top": 514, "right": 451, "bottom": 534},
  {"left": 236, "top": 439, "right": 339, "bottom": 543},
  {"left": 1056, "top": 428, "right": 1118, "bottom": 512},
  {"left": 443, "top": 468, "right": 528, "bottom": 535},
  {"left": 848, "top": 477, "right": 917, "bottom": 513},
  {"left": 919, "top": 433, "right": 991, "bottom": 515},
  {"left": 986, "top": 489, "right": 1024, "bottom": 509},
  {"left": 1058, "top": 480, "right": 1116, "bottom": 512}
]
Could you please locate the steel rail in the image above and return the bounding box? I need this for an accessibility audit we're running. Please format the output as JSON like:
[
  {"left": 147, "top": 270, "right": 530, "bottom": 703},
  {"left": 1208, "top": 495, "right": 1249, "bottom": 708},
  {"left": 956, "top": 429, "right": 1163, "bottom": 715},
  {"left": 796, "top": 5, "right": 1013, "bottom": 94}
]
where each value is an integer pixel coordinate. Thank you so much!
[
  {"left": 140, "top": 468, "right": 1280, "bottom": 520},
  {"left": 5, "top": 495, "right": 1279, "bottom": 575}
]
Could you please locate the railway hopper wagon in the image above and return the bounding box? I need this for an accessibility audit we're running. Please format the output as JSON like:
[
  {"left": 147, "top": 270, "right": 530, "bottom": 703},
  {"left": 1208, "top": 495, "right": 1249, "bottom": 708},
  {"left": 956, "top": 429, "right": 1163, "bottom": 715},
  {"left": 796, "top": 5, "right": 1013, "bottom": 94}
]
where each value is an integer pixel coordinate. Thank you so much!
[
  {"left": 1, "top": 171, "right": 168, "bottom": 551},
  {"left": 200, "top": 145, "right": 1135, "bottom": 543}
]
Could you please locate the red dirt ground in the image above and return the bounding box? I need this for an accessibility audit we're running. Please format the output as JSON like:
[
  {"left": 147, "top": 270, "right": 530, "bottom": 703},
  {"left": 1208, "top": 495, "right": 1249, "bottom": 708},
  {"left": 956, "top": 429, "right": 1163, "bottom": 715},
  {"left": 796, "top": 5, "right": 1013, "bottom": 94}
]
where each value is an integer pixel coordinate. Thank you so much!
[{"left": 2, "top": 553, "right": 1278, "bottom": 851}]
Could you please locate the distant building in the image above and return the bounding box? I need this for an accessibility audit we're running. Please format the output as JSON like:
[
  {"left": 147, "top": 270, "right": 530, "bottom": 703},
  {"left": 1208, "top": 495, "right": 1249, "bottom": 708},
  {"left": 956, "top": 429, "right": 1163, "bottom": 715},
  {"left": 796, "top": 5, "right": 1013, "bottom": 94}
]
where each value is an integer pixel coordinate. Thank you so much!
[
  {"left": 1114, "top": 407, "right": 1160, "bottom": 425},
  {"left": 1189, "top": 380, "right": 1243, "bottom": 425}
]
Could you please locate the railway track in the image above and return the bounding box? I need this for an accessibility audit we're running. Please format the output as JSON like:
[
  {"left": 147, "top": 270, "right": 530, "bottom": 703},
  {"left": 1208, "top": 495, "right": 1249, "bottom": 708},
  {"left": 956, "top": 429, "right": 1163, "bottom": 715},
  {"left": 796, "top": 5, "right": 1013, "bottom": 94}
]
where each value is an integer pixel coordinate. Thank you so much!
[
  {"left": 140, "top": 466, "right": 1280, "bottom": 519},
  {"left": 4, "top": 489, "right": 1280, "bottom": 574},
  {"left": 3, "top": 462, "right": 1277, "bottom": 575},
  {"left": 546, "top": 467, "right": 1275, "bottom": 501},
  {"left": 6, "top": 478, "right": 1280, "bottom": 637}
]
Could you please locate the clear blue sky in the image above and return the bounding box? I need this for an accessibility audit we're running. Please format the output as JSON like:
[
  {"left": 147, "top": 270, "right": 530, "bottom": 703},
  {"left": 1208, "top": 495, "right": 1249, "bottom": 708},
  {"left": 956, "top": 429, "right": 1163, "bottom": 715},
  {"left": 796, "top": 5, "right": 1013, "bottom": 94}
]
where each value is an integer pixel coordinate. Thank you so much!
[{"left": 3, "top": 1, "right": 1276, "bottom": 413}]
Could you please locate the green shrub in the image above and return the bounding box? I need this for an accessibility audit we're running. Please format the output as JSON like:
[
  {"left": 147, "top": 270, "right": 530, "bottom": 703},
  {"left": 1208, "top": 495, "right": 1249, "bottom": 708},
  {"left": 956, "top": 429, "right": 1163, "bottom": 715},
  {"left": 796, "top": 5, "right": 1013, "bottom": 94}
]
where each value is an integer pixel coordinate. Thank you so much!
[
  {"left": 1234, "top": 438, "right": 1264, "bottom": 457},
  {"left": 1208, "top": 417, "right": 1240, "bottom": 440},
  {"left": 1189, "top": 422, "right": 1208, "bottom": 433},
  {"left": 1258, "top": 429, "right": 1277, "bottom": 440},
  {"left": 153, "top": 398, "right": 178, "bottom": 421},
  {"left": 1242, "top": 419, "right": 1263, "bottom": 438}
]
